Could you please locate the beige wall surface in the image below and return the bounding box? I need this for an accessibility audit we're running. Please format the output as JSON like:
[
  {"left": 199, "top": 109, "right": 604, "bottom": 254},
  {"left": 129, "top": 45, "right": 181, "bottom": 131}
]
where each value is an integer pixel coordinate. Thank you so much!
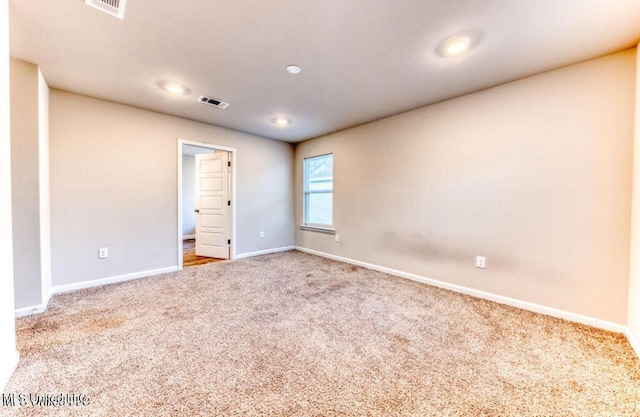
[
  {"left": 0, "top": 0, "right": 18, "bottom": 391},
  {"left": 182, "top": 154, "right": 196, "bottom": 237},
  {"left": 10, "top": 58, "right": 43, "bottom": 308},
  {"left": 295, "top": 50, "right": 636, "bottom": 324},
  {"left": 628, "top": 46, "right": 640, "bottom": 347},
  {"left": 50, "top": 90, "right": 294, "bottom": 286},
  {"left": 38, "top": 68, "right": 51, "bottom": 303}
]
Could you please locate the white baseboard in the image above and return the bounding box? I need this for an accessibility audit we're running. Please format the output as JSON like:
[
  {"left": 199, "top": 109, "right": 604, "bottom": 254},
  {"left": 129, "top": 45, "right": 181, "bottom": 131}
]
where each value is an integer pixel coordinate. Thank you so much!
[
  {"left": 14, "top": 247, "right": 295, "bottom": 316},
  {"left": 183, "top": 235, "right": 195, "bottom": 240},
  {"left": 15, "top": 266, "right": 180, "bottom": 317},
  {"left": 0, "top": 351, "right": 19, "bottom": 392},
  {"left": 43, "top": 287, "right": 52, "bottom": 308},
  {"left": 51, "top": 266, "right": 180, "bottom": 295},
  {"left": 15, "top": 303, "right": 48, "bottom": 318},
  {"left": 15, "top": 288, "right": 52, "bottom": 317},
  {"left": 235, "top": 246, "right": 295, "bottom": 260},
  {"left": 624, "top": 328, "right": 640, "bottom": 358},
  {"left": 11, "top": 247, "right": 636, "bottom": 359},
  {"left": 294, "top": 246, "right": 627, "bottom": 334}
]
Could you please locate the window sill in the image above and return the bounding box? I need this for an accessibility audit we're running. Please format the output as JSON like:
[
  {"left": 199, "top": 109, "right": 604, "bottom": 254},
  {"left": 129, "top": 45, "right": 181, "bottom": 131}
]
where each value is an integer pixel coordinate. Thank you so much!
[{"left": 299, "top": 225, "right": 336, "bottom": 235}]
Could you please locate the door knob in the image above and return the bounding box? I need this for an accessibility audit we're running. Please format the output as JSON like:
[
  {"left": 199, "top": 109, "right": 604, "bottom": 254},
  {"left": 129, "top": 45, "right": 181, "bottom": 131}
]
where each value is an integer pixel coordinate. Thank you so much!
[{"left": 194, "top": 209, "right": 200, "bottom": 213}]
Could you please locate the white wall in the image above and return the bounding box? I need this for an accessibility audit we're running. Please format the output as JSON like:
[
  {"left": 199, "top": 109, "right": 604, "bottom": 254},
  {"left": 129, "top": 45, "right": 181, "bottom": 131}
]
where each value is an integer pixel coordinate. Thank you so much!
[
  {"left": 38, "top": 68, "right": 51, "bottom": 306},
  {"left": 0, "top": 0, "right": 19, "bottom": 391},
  {"left": 10, "top": 59, "right": 43, "bottom": 309},
  {"left": 628, "top": 45, "right": 640, "bottom": 354},
  {"left": 296, "top": 50, "right": 636, "bottom": 325},
  {"left": 49, "top": 90, "right": 294, "bottom": 287},
  {"left": 182, "top": 154, "right": 195, "bottom": 238}
]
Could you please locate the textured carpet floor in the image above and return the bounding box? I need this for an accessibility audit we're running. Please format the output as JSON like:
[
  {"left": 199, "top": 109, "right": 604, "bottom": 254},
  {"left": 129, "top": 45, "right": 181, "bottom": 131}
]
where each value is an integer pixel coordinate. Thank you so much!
[{"left": 2, "top": 250, "right": 640, "bottom": 416}]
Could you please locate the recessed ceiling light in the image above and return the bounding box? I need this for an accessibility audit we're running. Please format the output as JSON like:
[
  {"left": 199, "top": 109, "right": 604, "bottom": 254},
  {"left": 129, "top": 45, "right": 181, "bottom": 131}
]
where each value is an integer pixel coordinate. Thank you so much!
[
  {"left": 273, "top": 117, "right": 291, "bottom": 126},
  {"left": 159, "top": 81, "right": 190, "bottom": 95},
  {"left": 286, "top": 65, "right": 301, "bottom": 74},
  {"left": 438, "top": 35, "right": 472, "bottom": 57}
]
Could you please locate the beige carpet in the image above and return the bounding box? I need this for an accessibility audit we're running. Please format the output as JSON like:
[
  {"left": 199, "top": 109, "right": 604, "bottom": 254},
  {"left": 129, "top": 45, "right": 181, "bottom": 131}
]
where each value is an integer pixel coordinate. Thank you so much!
[{"left": 2, "top": 251, "right": 639, "bottom": 416}]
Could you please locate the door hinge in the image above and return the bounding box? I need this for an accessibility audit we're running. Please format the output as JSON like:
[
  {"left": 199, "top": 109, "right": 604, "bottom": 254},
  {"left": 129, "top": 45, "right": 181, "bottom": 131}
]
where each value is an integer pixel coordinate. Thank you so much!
[
  {"left": 228, "top": 200, "right": 231, "bottom": 206},
  {"left": 227, "top": 239, "right": 231, "bottom": 245},
  {"left": 228, "top": 161, "right": 231, "bottom": 167}
]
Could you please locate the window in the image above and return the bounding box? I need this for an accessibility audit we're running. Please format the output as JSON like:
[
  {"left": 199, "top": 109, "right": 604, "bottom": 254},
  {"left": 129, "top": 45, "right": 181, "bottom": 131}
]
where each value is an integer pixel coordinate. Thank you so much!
[{"left": 303, "top": 154, "right": 333, "bottom": 227}]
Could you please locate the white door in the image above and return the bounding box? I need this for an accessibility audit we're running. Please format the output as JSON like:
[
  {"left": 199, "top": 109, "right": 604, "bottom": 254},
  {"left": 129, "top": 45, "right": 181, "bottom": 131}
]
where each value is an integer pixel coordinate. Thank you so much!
[{"left": 195, "top": 152, "right": 230, "bottom": 259}]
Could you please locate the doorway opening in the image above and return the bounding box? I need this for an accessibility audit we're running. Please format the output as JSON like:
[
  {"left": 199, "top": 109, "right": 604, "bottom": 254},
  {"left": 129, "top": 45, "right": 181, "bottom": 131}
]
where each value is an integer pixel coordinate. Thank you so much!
[{"left": 177, "top": 139, "right": 237, "bottom": 270}]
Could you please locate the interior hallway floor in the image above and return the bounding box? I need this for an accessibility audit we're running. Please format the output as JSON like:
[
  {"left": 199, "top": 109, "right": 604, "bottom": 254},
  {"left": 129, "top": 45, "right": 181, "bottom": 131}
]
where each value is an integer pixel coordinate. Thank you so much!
[{"left": 182, "top": 239, "right": 222, "bottom": 268}]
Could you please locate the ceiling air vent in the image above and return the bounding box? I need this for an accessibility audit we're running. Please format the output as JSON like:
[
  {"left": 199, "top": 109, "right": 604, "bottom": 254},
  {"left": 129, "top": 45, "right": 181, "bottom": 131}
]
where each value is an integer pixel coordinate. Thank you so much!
[
  {"left": 198, "top": 96, "right": 230, "bottom": 109},
  {"left": 85, "top": 0, "right": 127, "bottom": 20}
]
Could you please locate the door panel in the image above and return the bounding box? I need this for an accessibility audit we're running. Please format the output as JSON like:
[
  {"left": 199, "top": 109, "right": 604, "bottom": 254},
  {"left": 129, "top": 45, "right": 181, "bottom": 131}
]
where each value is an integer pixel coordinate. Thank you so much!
[
  {"left": 201, "top": 231, "right": 224, "bottom": 246},
  {"left": 201, "top": 158, "right": 222, "bottom": 172},
  {"left": 201, "top": 196, "right": 223, "bottom": 209},
  {"left": 195, "top": 152, "right": 229, "bottom": 259},
  {"left": 201, "top": 177, "right": 223, "bottom": 191},
  {"left": 201, "top": 214, "right": 223, "bottom": 228}
]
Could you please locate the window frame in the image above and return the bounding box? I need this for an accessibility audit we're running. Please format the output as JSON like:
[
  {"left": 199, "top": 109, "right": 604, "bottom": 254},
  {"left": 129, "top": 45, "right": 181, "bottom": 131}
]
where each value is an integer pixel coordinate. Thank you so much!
[{"left": 302, "top": 153, "right": 335, "bottom": 233}]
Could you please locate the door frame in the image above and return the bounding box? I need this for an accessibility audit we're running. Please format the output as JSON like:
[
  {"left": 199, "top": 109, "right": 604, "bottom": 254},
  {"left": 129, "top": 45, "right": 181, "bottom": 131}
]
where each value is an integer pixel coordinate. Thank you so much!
[{"left": 177, "top": 139, "right": 237, "bottom": 270}]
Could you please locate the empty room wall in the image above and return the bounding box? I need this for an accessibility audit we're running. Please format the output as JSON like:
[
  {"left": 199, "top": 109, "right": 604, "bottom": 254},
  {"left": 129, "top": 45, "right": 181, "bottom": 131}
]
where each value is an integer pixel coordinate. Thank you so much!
[
  {"left": 10, "top": 59, "right": 50, "bottom": 310},
  {"left": 0, "top": 0, "right": 18, "bottom": 390},
  {"left": 50, "top": 90, "right": 294, "bottom": 287},
  {"left": 182, "top": 154, "right": 196, "bottom": 238},
  {"left": 38, "top": 68, "right": 51, "bottom": 305},
  {"left": 295, "top": 49, "right": 636, "bottom": 325},
  {"left": 10, "top": 58, "right": 40, "bottom": 307},
  {"left": 629, "top": 45, "right": 640, "bottom": 351}
]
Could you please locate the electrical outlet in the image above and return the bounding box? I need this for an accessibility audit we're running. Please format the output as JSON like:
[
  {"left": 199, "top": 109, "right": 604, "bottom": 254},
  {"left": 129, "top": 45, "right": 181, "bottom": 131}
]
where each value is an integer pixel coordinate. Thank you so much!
[
  {"left": 476, "top": 256, "right": 486, "bottom": 269},
  {"left": 99, "top": 248, "right": 109, "bottom": 259},
  {"left": 259, "top": 231, "right": 264, "bottom": 239}
]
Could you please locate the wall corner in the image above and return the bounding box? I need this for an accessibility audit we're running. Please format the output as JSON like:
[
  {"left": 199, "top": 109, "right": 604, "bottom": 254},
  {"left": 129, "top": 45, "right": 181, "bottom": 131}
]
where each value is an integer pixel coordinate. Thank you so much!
[{"left": 0, "top": 0, "right": 18, "bottom": 392}]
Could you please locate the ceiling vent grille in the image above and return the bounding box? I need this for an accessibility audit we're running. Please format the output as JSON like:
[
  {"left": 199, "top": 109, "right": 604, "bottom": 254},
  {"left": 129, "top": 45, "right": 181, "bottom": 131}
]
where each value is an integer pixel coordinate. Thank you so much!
[
  {"left": 85, "top": 0, "right": 127, "bottom": 20},
  {"left": 198, "top": 96, "right": 230, "bottom": 109}
]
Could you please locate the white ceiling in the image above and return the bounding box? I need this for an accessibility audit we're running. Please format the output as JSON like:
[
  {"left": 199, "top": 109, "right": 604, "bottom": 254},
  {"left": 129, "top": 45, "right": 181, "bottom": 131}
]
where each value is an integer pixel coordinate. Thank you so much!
[{"left": 9, "top": 0, "right": 640, "bottom": 142}]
